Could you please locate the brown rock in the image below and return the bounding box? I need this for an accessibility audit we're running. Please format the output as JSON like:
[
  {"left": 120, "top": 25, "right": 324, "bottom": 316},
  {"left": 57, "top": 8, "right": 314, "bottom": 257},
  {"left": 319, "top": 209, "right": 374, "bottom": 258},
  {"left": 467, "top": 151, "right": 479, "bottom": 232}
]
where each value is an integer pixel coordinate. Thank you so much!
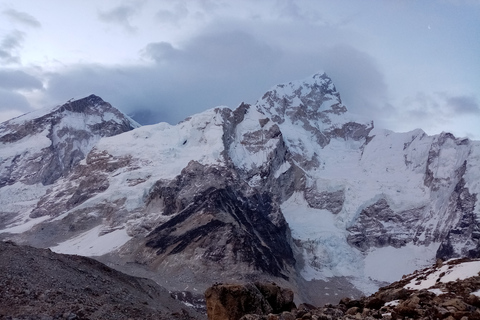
[
  {"left": 376, "top": 288, "right": 410, "bottom": 302},
  {"left": 442, "top": 298, "right": 469, "bottom": 312},
  {"left": 365, "top": 297, "right": 384, "bottom": 310},
  {"left": 254, "top": 282, "right": 296, "bottom": 314},
  {"left": 278, "top": 311, "right": 295, "bottom": 320},
  {"left": 345, "top": 307, "right": 359, "bottom": 315},
  {"left": 239, "top": 315, "right": 267, "bottom": 320},
  {"left": 205, "top": 283, "right": 273, "bottom": 320}
]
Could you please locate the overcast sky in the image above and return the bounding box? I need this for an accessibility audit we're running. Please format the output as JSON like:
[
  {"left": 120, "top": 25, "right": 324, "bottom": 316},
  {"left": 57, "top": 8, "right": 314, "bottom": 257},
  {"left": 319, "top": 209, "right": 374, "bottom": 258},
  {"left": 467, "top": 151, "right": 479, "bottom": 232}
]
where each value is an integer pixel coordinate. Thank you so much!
[{"left": 0, "top": 0, "right": 479, "bottom": 139}]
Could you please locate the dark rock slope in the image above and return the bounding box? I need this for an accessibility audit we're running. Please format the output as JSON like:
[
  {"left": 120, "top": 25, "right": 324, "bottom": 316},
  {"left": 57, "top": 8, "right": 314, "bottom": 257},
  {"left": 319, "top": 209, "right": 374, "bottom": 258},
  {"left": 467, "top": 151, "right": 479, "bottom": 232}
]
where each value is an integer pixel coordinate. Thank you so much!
[{"left": 0, "top": 241, "right": 204, "bottom": 320}]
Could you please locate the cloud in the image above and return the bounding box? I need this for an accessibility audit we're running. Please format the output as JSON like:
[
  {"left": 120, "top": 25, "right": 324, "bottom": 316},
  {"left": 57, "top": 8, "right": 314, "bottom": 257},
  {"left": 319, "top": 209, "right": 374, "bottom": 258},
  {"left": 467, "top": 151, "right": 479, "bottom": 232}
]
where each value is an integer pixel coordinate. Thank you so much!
[
  {"left": 446, "top": 95, "right": 479, "bottom": 114},
  {"left": 0, "top": 69, "right": 43, "bottom": 90},
  {"left": 35, "top": 28, "right": 392, "bottom": 129},
  {"left": 3, "top": 9, "right": 41, "bottom": 28},
  {"left": 402, "top": 92, "right": 479, "bottom": 119},
  {"left": 155, "top": 3, "right": 189, "bottom": 26},
  {"left": 317, "top": 44, "right": 390, "bottom": 119},
  {"left": 380, "top": 91, "right": 480, "bottom": 138},
  {"left": 0, "top": 30, "right": 25, "bottom": 64},
  {"left": 40, "top": 30, "right": 282, "bottom": 124},
  {"left": 143, "top": 42, "right": 181, "bottom": 62},
  {"left": 0, "top": 88, "right": 32, "bottom": 112},
  {"left": 98, "top": 3, "right": 141, "bottom": 32},
  {"left": 147, "top": 31, "right": 278, "bottom": 71}
]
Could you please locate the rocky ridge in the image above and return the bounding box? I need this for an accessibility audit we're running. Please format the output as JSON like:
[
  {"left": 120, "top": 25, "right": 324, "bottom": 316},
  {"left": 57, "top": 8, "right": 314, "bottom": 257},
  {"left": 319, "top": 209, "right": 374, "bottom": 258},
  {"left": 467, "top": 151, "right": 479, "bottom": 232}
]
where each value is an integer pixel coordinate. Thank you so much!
[{"left": 204, "top": 258, "right": 480, "bottom": 320}]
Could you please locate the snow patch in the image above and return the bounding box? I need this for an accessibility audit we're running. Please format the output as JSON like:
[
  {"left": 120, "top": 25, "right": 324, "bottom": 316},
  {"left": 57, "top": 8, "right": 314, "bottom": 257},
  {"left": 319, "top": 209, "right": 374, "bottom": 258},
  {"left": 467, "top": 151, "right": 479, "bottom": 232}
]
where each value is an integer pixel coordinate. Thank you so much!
[
  {"left": 428, "top": 288, "right": 444, "bottom": 295},
  {"left": 405, "top": 260, "right": 480, "bottom": 290},
  {"left": 385, "top": 300, "right": 400, "bottom": 307},
  {"left": 274, "top": 161, "right": 291, "bottom": 178},
  {"left": 50, "top": 225, "right": 131, "bottom": 256}
]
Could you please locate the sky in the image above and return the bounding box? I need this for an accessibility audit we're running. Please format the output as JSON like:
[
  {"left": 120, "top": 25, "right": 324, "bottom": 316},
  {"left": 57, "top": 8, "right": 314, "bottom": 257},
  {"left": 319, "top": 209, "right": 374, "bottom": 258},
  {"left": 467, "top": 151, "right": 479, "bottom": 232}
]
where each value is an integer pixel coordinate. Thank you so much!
[{"left": 0, "top": 0, "right": 479, "bottom": 139}]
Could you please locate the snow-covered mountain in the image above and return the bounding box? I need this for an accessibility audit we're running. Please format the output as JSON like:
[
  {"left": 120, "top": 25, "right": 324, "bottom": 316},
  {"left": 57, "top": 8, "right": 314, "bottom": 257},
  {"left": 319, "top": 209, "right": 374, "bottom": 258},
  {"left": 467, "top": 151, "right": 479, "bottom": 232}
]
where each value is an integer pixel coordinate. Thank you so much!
[
  {"left": 0, "top": 95, "right": 139, "bottom": 233},
  {"left": 1, "top": 73, "right": 479, "bottom": 305}
]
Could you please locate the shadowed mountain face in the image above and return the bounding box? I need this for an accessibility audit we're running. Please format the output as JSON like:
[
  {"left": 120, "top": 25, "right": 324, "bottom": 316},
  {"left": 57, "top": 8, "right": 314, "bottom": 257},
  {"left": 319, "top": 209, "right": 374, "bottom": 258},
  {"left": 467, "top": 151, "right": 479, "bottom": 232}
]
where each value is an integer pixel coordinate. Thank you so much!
[
  {"left": 143, "top": 161, "right": 295, "bottom": 280},
  {"left": 1, "top": 73, "right": 480, "bottom": 304}
]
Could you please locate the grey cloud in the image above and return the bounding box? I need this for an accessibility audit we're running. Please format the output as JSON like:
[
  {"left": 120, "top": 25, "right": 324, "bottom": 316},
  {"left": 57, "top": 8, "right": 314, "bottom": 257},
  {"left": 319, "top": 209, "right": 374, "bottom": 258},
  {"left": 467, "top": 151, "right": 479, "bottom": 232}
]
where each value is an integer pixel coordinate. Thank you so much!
[
  {"left": 319, "top": 44, "right": 390, "bottom": 118},
  {"left": 0, "top": 69, "right": 43, "bottom": 90},
  {"left": 402, "top": 92, "right": 479, "bottom": 119},
  {"left": 3, "top": 9, "right": 41, "bottom": 28},
  {"left": 143, "top": 42, "right": 181, "bottom": 62},
  {"left": 144, "top": 30, "right": 279, "bottom": 74},
  {"left": 446, "top": 95, "right": 479, "bottom": 114},
  {"left": 0, "top": 89, "right": 32, "bottom": 112},
  {"left": 44, "top": 31, "right": 283, "bottom": 125},
  {"left": 41, "top": 30, "right": 394, "bottom": 128},
  {"left": 388, "top": 91, "right": 480, "bottom": 137},
  {"left": 0, "top": 30, "right": 25, "bottom": 64},
  {"left": 276, "top": 0, "right": 322, "bottom": 23},
  {"left": 98, "top": 4, "right": 141, "bottom": 32},
  {"left": 155, "top": 3, "right": 189, "bottom": 26}
]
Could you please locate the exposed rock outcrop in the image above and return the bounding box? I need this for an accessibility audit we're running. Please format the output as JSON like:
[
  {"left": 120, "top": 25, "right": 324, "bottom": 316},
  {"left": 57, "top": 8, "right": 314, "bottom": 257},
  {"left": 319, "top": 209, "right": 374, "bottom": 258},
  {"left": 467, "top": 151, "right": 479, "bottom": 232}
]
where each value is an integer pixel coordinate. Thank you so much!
[
  {"left": 142, "top": 161, "right": 295, "bottom": 280},
  {"left": 205, "top": 282, "right": 295, "bottom": 320}
]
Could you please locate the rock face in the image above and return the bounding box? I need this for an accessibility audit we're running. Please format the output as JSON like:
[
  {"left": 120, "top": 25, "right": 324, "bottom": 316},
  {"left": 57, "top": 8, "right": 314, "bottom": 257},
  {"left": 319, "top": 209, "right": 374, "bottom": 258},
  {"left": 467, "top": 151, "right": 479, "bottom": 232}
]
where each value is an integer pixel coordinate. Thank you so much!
[
  {"left": 143, "top": 162, "right": 295, "bottom": 281},
  {"left": 1, "top": 73, "right": 480, "bottom": 304},
  {"left": 0, "top": 241, "right": 204, "bottom": 320},
  {"left": 204, "top": 282, "right": 295, "bottom": 320}
]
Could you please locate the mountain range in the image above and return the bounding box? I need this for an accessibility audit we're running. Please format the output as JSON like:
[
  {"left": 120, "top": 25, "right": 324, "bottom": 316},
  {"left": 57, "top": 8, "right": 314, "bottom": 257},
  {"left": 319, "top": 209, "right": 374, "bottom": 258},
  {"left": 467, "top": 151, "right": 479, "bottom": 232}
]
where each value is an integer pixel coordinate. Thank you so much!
[{"left": 1, "top": 72, "right": 479, "bottom": 305}]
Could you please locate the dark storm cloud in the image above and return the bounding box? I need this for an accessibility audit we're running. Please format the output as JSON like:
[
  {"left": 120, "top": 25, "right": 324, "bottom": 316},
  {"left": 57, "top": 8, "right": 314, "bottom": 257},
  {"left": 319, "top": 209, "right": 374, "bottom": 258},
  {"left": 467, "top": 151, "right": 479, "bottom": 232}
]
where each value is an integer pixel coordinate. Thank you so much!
[
  {"left": 98, "top": 3, "right": 141, "bottom": 32},
  {"left": 446, "top": 95, "right": 480, "bottom": 114},
  {"left": 0, "top": 30, "right": 25, "bottom": 64},
  {"left": 3, "top": 9, "right": 41, "bottom": 28},
  {"left": 0, "top": 69, "right": 43, "bottom": 90}
]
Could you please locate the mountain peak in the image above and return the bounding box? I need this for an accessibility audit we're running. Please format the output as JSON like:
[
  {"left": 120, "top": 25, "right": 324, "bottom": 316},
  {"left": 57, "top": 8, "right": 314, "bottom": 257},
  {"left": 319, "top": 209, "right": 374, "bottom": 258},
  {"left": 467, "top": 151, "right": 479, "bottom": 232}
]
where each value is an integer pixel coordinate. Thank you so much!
[
  {"left": 0, "top": 95, "right": 138, "bottom": 186},
  {"left": 57, "top": 94, "right": 105, "bottom": 113},
  {"left": 253, "top": 73, "right": 371, "bottom": 155},
  {"left": 255, "top": 72, "right": 346, "bottom": 125}
]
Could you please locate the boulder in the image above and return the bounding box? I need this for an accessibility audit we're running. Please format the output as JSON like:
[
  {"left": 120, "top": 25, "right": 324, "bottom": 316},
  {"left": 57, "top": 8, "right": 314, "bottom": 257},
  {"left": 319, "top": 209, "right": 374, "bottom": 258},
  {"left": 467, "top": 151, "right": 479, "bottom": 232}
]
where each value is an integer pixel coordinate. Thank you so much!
[
  {"left": 205, "top": 282, "right": 295, "bottom": 320},
  {"left": 254, "top": 282, "right": 296, "bottom": 313}
]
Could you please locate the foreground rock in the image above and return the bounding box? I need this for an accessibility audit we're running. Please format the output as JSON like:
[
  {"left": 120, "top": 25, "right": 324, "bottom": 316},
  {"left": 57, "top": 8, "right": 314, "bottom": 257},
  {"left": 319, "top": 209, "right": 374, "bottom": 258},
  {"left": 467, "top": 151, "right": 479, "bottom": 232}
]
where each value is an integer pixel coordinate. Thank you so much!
[
  {"left": 204, "top": 282, "right": 295, "bottom": 320},
  {"left": 205, "top": 259, "right": 480, "bottom": 320},
  {"left": 0, "top": 241, "right": 204, "bottom": 320}
]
